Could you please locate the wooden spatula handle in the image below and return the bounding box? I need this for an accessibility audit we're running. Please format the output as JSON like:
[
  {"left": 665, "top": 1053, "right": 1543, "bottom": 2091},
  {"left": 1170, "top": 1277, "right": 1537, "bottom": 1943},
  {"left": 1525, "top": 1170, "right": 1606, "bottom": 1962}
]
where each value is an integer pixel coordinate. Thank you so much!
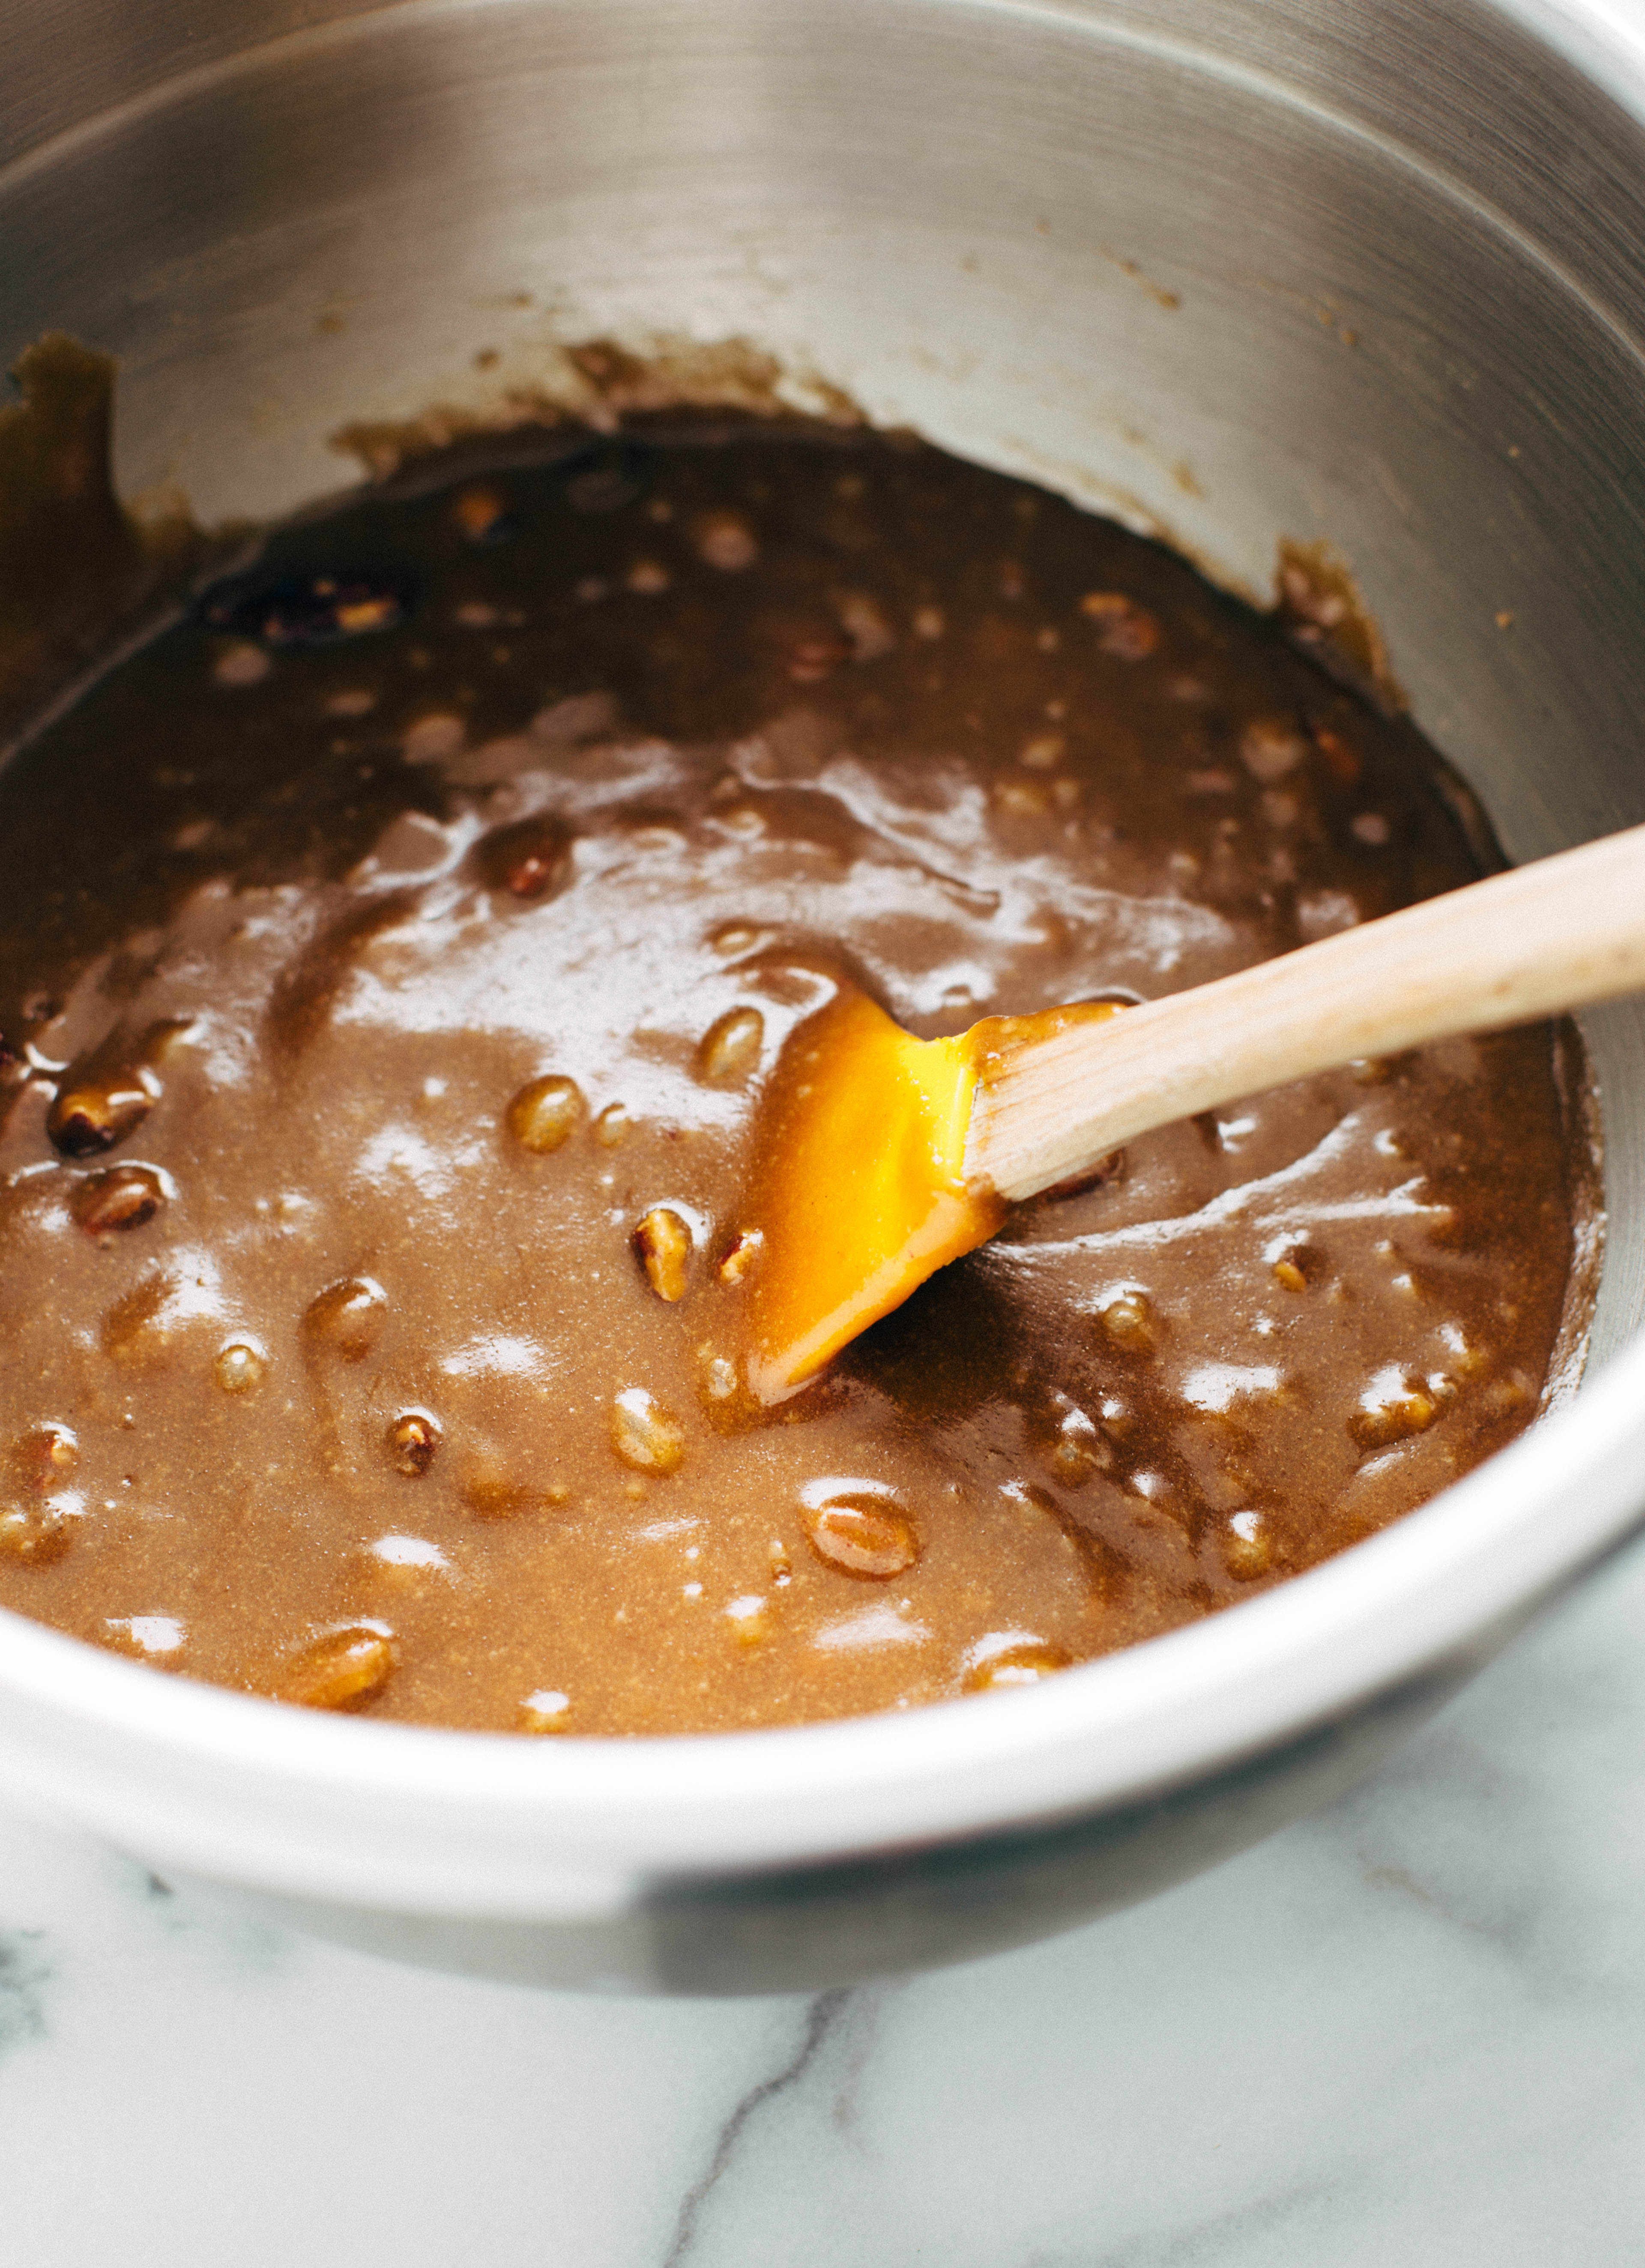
[{"left": 969, "top": 820, "right": 1645, "bottom": 1202}]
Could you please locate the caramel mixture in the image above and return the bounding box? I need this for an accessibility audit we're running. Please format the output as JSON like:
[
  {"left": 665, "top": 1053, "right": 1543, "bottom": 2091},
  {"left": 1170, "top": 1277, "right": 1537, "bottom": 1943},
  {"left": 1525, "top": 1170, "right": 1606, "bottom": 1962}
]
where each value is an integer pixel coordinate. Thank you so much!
[{"left": 0, "top": 424, "right": 1592, "bottom": 1733}]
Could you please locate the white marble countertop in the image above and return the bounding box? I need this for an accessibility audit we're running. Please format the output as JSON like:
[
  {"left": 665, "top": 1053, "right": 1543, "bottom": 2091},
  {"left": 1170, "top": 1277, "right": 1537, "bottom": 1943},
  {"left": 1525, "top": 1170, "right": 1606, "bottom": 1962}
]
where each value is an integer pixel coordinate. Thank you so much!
[{"left": 5, "top": 1529, "right": 1645, "bottom": 2267}]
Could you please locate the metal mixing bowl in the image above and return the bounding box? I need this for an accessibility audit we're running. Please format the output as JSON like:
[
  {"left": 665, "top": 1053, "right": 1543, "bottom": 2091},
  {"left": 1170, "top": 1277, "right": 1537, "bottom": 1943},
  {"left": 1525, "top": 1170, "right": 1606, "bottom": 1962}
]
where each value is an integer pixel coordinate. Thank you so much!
[{"left": 1, "top": 0, "right": 1644, "bottom": 1992}]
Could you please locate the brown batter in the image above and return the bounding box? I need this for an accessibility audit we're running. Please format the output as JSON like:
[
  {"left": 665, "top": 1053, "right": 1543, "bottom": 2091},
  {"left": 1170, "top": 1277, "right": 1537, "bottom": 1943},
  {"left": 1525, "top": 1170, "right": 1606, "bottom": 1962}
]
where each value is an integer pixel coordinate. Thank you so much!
[{"left": 0, "top": 422, "right": 1594, "bottom": 1733}]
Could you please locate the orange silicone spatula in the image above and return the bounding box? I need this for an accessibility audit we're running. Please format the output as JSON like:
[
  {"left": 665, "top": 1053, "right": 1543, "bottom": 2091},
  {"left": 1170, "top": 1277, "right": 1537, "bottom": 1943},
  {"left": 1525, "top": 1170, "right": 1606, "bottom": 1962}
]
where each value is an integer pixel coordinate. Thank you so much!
[{"left": 739, "top": 820, "right": 1645, "bottom": 1401}]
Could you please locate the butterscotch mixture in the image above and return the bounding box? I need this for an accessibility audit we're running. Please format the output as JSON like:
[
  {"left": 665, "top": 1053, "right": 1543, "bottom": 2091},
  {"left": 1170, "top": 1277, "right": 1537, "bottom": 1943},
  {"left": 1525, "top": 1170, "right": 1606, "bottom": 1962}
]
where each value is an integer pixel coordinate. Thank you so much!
[{"left": 0, "top": 424, "right": 1594, "bottom": 1732}]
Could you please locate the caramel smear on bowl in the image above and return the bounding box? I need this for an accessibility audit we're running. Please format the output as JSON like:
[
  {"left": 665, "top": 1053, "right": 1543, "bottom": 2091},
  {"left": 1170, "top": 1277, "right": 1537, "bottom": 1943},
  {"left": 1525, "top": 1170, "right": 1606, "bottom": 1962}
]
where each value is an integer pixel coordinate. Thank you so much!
[{"left": 743, "top": 989, "right": 1121, "bottom": 1398}]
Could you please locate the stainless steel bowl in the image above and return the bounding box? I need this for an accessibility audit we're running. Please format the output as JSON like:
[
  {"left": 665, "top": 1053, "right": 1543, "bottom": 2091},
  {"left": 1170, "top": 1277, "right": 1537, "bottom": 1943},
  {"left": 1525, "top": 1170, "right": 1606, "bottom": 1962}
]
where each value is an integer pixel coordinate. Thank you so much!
[{"left": 2, "top": 0, "right": 1644, "bottom": 1993}]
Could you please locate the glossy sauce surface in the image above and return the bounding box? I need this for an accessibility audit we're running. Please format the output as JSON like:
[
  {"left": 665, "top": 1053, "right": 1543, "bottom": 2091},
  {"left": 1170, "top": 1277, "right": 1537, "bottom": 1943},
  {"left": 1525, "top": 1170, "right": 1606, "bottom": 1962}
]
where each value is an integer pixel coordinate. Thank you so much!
[{"left": 0, "top": 425, "right": 1594, "bottom": 1732}]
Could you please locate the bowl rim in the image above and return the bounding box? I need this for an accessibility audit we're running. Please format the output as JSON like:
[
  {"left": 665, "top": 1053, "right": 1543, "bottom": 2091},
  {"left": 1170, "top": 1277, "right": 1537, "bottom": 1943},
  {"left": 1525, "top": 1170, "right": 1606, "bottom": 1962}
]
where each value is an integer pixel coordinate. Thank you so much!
[{"left": 1, "top": 0, "right": 1644, "bottom": 1920}]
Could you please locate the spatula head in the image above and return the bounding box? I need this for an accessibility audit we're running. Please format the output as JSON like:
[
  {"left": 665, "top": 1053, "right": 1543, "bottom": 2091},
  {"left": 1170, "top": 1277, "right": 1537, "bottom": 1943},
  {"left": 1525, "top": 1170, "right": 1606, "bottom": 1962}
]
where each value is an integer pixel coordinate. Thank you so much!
[{"left": 741, "top": 989, "right": 1002, "bottom": 1400}]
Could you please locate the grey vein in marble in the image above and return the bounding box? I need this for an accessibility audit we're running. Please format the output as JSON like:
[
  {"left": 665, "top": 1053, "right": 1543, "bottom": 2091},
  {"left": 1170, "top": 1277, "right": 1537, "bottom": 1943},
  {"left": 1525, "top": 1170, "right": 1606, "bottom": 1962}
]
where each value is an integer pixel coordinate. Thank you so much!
[
  {"left": 1023, "top": 2181, "right": 1339, "bottom": 2268},
  {"left": 664, "top": 1990, "right": 849, "bottom": 2265},
  {"left": 0, "top": 1926, "right": 50, "bottom": 2058}
]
